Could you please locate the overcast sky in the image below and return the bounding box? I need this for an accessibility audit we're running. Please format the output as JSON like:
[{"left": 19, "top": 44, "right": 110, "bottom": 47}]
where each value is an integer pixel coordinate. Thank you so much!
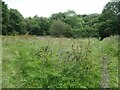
[{"left": 4, "top": 0, "right": 110, "bottom": 18}]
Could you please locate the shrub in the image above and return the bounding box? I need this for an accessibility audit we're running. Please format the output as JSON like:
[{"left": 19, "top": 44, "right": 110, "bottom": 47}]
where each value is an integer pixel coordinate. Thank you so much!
[{"left": 49, "top": 20, "right": 73, "bottom": 37}]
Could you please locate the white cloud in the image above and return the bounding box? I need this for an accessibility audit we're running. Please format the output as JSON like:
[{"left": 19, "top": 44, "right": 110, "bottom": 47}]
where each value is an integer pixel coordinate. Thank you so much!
[{"left": 4, "top": 0, "right": 110, "bottom": 18}]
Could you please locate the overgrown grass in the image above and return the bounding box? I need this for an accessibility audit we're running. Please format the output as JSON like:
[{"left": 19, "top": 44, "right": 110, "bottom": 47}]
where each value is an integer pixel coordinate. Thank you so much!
[
  {"left": 0, "top": 36, "right": 2, "bottom": 89},
  {"left": 2, "top": 35, "right": 119, "bottom": 88}
]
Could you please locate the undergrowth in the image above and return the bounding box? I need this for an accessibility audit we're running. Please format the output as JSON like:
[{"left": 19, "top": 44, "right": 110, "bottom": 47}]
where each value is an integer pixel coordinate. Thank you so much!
[{"left": 2, "top": 35, "right": 118, "bottom": 88}]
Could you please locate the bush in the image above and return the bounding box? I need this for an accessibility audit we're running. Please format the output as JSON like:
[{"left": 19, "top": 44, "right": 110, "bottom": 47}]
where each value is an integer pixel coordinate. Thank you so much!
[{"left": 49, "top": 20, "right": 73, "bottom": 37}]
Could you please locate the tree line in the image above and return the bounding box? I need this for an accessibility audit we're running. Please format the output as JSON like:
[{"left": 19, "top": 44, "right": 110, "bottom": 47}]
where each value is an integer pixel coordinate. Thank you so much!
[{"left": 2, "top": 1, "right": 120, "bottom": 40}]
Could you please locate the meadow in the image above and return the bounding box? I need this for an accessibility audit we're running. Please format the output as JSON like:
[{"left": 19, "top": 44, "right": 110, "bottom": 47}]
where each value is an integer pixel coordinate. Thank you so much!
[{"left": 2, "top": 35, "right": 119, "bottom": 88}]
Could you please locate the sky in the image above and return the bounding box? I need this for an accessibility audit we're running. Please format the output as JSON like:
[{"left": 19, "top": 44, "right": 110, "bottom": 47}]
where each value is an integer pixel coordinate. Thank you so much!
[{"left": 4, "top": 0, "right": 110, "bottom": 18}]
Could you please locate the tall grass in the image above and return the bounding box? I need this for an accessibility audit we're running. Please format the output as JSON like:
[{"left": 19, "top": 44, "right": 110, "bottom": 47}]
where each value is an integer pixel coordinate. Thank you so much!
[
  {"left": 2, "top": 35, "right": 118, "bottom": 88},
  {"left": 0, "top": 36, "right": 2, "bottom": 89}
]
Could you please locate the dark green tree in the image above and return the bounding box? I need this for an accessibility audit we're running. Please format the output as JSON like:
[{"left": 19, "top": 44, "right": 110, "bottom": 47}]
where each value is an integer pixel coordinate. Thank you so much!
[
  {"left": 64, "top": 10, "right": 80, "bottom": 29},
  {"left": 50, "top": 10, "right": 85, "bottom": 30},
  {"left": 0, "top": 1, "right": 1, "bottom": 35},
  {"left": 50, "top": 12, "right": 65, "bottom": 21},
  {"left": 98, "top": 1, "right": 120, "bottom": 40},
  {"left": 25, "top": 17, "right": 41, "bottom": 35},
  {"left": 38, "top": 17, "right": 51, "bottom": 35},
  {"left": 2, "top": 1, "right": 9, "bottom": 35},
  {"left": 7, "top": 9, "right": 26, "bottom": 35}
]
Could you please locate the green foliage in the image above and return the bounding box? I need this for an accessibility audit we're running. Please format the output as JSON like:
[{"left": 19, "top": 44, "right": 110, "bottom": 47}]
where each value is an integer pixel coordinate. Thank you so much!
[
  {"left": 50, "top": 12, "right": 65, "bottom": 21},
  {"left": 0, "top": 2, "right": 1, "bottom": 35},
  {"left": 49, "top": 20, "right": 72, "bottom": 37},
  {"left": 2, "top": 1, "right": 119, "bottom": 39},
  {"left": 1, "top": 0, "right": 119, "bottom": 88},
  {"left": 25, "top": 17, "right": 41, "bottom": 35},
  {"left": 7, "top": 9, "right": 26, "bottom": 35},
  {"left": 63, "top": 24, "right": 73, "bottom": 38},
  {"left": 25, "top": 16, "right": 51, "bottom": 36},
  {"left": 98, "top": 1, "right": 120, "bottom": 40},
  {"left": 2, "top": 35, "right": 118, "bottom": 88},
  {"left": 64, "top": 10, "right": 79, "bottom": 29},
  {"left": 2, "top": 2, "right": 26, "bottom": 36},
  {"left": 72, "top": 27, "right": 99, "bottom": 38},
  {"left": 2, "top": 1, "right": 9, "bottom": 35},
  {"left": 37, "top": 16, "right": 51, "bottom": 35}
]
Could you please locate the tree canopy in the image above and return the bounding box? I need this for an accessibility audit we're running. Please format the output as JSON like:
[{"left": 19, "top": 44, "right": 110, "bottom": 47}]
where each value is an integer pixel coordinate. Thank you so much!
[
  {"left": 2, "top": 1, "right": 120, "bottom": 39},
  {"left": 98, "top": 1, "right": 120, "bottom": 40}
]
